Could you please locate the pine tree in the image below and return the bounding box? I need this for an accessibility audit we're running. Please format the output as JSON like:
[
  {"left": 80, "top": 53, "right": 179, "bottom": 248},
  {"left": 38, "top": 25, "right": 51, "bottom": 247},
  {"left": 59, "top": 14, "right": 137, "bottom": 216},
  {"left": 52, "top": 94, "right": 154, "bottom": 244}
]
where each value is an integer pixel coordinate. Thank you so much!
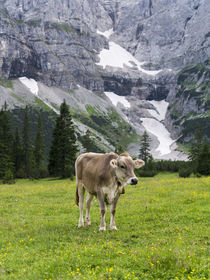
[
  {"left": 34, "top": 114, "right": 45, "bottom": 177},
  {"left": 115, "top": 143, "right": 124, "bottom": 155},
  {"left": 13, "top": 127, "right": 24, "bottom": 177},
  {"left": 197, "top": 143, "right": 210, "bottom": 175},
  {"left": 22, "top": 106, "right": 34, "bottom": 178},
  {"left": 139, "top": 131, "right": 151, "bottom": 165},
  {"left": 82, "top": 129, "right": 95, "bottom": 152},
  {"left": 189, "top": 125, "right": 204, "bottom": 173},
  {"left": 48, "top": 100, "right": 78, "bottom": 178},
  {"left": 0, "top": 102, "right": 14, "bottom": 178}
]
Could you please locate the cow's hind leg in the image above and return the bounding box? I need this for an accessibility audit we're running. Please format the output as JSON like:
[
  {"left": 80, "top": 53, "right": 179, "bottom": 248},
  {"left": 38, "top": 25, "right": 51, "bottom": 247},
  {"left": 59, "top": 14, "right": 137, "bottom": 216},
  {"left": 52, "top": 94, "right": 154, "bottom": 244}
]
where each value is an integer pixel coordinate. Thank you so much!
[
  {"left": 77, "top": 181, "right": 85, "bottom": 228},
  {"left": 110, "top": 193, "right": 120, "bottom": 230},
  {"left": 85, "top": 193, "right": 94, "bottom": 226},
  {"left": 97, "top": 190, "right": 106, "bottom": 231}
]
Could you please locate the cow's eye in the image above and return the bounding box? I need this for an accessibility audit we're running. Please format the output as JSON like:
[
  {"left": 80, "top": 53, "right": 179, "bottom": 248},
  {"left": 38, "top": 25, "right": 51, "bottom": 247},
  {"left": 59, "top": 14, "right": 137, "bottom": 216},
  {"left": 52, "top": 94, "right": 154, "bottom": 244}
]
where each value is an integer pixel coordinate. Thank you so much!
[{"left": 120, "top": 165, "right": 125, "bottom": 169}]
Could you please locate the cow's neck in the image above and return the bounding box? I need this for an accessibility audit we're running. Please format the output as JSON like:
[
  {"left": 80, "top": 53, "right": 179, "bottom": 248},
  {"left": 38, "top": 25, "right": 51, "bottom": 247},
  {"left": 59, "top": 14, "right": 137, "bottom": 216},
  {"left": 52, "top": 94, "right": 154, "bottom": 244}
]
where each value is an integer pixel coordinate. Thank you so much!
[{"left": 113, "top": 168, "right": 122, "bottom": 187}]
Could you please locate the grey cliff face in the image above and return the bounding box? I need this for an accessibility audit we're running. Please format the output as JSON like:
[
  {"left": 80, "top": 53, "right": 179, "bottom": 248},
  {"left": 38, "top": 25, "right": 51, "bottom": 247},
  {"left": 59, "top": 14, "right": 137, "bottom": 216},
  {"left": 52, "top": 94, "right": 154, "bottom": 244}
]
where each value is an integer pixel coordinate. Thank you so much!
[
  {"left": 113, "top": 0, "right": 210, "bottom": 69},
  {"left": 0, "top": 0, "right": 113, "bottom": 90},
  {"left": 0, "top": 0, "right": 209, "bottom": 153},
  {"left": 1, "top": 0, "right": 209, "bottom": 88}
]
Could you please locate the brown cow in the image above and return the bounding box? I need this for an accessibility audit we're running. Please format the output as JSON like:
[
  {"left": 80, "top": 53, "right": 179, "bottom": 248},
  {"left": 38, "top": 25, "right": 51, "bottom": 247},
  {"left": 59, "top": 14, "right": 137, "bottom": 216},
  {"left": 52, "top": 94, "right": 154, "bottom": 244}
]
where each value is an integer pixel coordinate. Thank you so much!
[{"left": 75, "top": 152, "right": 144, "bottom": 231}]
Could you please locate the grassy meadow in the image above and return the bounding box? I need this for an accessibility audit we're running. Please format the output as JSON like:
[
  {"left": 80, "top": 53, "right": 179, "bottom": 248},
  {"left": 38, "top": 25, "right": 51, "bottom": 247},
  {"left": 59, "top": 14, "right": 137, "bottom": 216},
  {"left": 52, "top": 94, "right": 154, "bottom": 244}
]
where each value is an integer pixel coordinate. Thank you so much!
[{"left": 0, "top": 174, "right": 209, "bottom": 280}]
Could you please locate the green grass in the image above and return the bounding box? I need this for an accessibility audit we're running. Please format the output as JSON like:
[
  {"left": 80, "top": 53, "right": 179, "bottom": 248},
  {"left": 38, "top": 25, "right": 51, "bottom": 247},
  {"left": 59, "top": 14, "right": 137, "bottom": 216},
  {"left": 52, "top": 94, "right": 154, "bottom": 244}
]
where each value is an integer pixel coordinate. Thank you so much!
[
  {"left": 34, "top": 97, "right": 52, "bottom": 112},
  {"left": 0, "top": 79, "right": 13, "bottom": 89},
  {"left": 0, "top": 174, "right": 209, "bottom": 280},
  {"left": 73, "top": 106, "right": 139, "bottom": 151}
]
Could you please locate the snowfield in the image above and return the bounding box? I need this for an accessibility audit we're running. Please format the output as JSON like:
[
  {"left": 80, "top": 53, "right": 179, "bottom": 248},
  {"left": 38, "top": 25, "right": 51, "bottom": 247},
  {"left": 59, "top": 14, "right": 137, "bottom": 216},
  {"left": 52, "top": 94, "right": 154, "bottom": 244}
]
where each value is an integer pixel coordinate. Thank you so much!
[
  {"left": 96, "top": 30, "right": 161, "bottom": 76},
  {"left": 104, "top": 91, "right": 131, "bottom": 108},
  {"left": 19, "top": 77, "right": 39, "bottom": 96},
  {"left": 141, "top": 118, "right": 174, "bottom": 156},
  {"left": 148, "top": 100, "right": 169, "bottom": 121},
  {"left": 97, "top": 28, "right": 114, "bottom": 39},
  {"left": 19, "top": 77, "right": 59, "bottom": 113}
]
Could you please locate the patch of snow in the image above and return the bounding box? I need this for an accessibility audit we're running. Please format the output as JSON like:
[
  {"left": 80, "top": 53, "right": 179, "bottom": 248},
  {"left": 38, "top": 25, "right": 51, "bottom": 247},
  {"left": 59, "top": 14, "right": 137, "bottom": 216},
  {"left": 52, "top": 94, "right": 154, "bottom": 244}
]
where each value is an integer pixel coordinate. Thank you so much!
[
  {"left": 148, "top": 100, "right": 169, "bottom": 121},
  {"left": 97, "top": 28, "right": 114, "bottom": 39},
  {"left": 19, "top": 77, "right": 59, "bottom": 114},
  {"left": 104, "top": 91, "right": 130, "bottom": 108},
  {"left": 96, "top": 41, "right": 161, "bottom": 76},
  {"left": 19, "top": 77, "right": 39, "bottom": 96},
  {"left": 141, "top": 118, "right": 174, "bottom": 156}
]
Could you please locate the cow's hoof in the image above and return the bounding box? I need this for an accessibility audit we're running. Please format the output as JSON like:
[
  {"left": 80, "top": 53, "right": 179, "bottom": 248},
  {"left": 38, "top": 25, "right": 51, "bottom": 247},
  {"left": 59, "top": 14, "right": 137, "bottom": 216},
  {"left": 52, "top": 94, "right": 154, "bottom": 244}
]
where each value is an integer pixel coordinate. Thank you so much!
[
  {"left": 78, "top": 222, "right": 84, "bottom": 228},
  {"left": 110, "top": 226, "right": 118, "bottom": 230},
  {"left": 85, "top": 221, "right": 91, "bottom": 226},
  {"left": 99, "top": 226, "right": 106, "bottom": 231}
]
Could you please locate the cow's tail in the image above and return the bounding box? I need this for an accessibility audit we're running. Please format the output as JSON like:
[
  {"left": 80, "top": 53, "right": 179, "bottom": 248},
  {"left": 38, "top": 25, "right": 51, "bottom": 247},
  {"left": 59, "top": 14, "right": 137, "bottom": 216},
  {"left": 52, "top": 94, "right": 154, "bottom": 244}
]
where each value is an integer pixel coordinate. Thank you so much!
[{"left": 75, "top": 185, "right": 79, "bottom": 206}]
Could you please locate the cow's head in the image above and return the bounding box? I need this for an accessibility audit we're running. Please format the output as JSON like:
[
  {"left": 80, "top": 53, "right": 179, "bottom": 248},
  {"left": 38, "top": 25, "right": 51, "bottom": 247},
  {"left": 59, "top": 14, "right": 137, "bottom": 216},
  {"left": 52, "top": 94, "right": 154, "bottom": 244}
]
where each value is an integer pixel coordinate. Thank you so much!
[{"left": 110, "top": 152, "right": 144, "bottom": 186}]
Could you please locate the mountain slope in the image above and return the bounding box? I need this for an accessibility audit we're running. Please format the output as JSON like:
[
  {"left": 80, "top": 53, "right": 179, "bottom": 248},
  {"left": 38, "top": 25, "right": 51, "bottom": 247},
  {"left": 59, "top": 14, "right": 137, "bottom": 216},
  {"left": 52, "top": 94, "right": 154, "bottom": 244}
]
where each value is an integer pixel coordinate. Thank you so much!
[{"left": 0, "top": 0, "right": 209, "bottom": 159}]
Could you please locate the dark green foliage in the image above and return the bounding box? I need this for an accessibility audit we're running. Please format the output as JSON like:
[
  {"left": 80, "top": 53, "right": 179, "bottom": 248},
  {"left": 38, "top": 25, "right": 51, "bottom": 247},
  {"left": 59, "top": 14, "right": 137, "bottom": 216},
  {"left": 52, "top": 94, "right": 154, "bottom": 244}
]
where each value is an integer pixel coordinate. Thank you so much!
[
  {"left": 34, "top": 114, "right": 45, "bottom": 178},
  {"left": 9, "top": 107, "right": 56, "bottom": 156},
  {"left": 137, "top": 155, "right": 157, "bottom": 177},
  {"left": 0, "top": 102, "right": 14, "bottom": 178},
  {"left": 178, "top": 167, "right": 192, "bottom": 178},
  {"left": 138, "top": 133, "right": 157, "bottom": 177},
  {"left": 139, "top": 131, "right": 151, "bottom": 165},
  {"left": 22, "top": 106, "right": 35, "bottom": 178},
  {"left": 188, "top": 125, "right": 204, "bottom": 172},
  {"left": 181, "top": 117, "right": 210, "bottom": 143},
  {"left": 187, "top": 125, "right": 210, "bottom": 175},
  {"left": 155, "top": 160, "right": 188, "bottom": 172},
  {"left": 81, "top": 129, "right": 95, "bottom": 152},
  {"left": 115, "top": 144, "right": 124, "bottom": 155},
  {"left": 2, "top": 169, "right": 15, "bottom": 184},
  {"left": 197, "top": 143, "right": 210, "bottom": 175},
  {"left": 48, "top": 100, "right": 78, "bottom": 178},
  {"left": 13, "top": 127, "right": 23, "bottom": 177},
  {"left": 138, "top": 169, "right": 157, "bottom": 177}
]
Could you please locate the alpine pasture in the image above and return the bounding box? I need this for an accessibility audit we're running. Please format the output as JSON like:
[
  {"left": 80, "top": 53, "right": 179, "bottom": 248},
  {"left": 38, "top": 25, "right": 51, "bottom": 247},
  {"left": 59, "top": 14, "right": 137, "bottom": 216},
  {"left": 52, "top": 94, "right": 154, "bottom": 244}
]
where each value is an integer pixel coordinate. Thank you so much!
[{"left": 0, "top": 174, "right": 209, "bottom": 280}]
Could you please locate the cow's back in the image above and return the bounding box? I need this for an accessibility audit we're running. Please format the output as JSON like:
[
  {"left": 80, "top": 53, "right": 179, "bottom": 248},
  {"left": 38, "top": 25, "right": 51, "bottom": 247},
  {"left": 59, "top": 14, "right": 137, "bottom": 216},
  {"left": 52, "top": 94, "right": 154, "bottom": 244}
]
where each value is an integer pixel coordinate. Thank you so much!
[{"left": 75, "top": 152, "right": 117, "bottom": 191}]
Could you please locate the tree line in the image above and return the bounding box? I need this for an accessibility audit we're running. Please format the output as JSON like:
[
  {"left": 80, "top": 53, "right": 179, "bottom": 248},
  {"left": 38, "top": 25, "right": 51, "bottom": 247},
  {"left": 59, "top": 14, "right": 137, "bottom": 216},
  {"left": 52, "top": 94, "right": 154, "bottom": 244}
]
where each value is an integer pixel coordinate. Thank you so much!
[
  {"left": 138, "top": 130, "right": 210, "bottom": 177},
  {"left": 0, "top": 100, "right": 209, "bottom": 183},
  {"left": 0, "top": 100, "right": 78, "bottom": 183}
]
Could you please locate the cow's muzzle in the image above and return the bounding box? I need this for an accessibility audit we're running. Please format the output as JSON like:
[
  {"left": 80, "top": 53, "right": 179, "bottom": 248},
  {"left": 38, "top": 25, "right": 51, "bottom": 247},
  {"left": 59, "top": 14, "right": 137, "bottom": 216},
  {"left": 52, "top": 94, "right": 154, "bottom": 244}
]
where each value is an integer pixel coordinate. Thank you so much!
[{"left": 127, "top": 177, "right": 138, "bottom": 185}]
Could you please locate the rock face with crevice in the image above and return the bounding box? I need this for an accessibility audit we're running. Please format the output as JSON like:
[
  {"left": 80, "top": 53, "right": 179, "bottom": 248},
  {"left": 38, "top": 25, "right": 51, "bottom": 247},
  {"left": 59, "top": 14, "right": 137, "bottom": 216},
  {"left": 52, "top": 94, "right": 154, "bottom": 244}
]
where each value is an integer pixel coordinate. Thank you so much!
[{"left": 0, "top": 0, "right": 209, "bottom": 157}]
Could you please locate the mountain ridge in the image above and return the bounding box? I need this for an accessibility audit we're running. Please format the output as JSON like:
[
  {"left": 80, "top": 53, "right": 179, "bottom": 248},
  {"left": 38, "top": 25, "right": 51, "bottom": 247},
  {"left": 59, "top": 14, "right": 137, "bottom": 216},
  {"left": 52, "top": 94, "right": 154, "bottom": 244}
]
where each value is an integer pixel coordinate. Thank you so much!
[{"left": 0, "top": 0, "right": 209, "bottom": 159}]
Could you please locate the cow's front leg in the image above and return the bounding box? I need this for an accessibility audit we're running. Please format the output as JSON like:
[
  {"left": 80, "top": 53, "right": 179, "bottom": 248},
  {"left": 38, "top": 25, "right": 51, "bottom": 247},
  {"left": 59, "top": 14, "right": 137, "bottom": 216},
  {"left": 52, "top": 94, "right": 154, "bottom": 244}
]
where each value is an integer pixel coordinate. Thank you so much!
[
  {"left": 97, "top": 190, "right": 106, "bottom": 231},
  {"left": 110, "top": 193, "right": 120, "bottom": 230},
  {"left": 85, "top": 193, "right": 94, "bottom": 226},
  {"left": 78, "top": 184, "right": 85, "bottom": 228}
]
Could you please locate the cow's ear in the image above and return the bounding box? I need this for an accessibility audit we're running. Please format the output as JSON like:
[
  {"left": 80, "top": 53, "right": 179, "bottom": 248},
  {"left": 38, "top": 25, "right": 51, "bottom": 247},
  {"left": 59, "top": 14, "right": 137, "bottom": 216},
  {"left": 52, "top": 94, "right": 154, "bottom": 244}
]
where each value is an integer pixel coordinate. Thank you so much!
[
  {"left": 110, "top": 159, "right": 117, "bottom": 168},
  {"left": 134, "top": 159, "right": 145, "bottom": 169}
]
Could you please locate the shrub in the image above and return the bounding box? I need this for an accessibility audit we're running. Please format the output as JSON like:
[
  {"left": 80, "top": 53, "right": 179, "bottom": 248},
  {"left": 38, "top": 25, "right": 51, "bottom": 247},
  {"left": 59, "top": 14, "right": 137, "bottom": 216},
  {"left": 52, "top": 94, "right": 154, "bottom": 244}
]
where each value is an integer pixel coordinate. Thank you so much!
[
  {"left": 2, "top": 169, "right": 15, "bottom": 184},
  {"left": 138, "top": 169, "right": 157, "bottom": 177},
  {"left": 16, "top": 168, "right": 25, "bottom": 178},
  {"left": 39, "top": 167, "right": 49, "bottom": 178},
  {"left": 178, "top": 167, "right": 192, "bottom": 178}
]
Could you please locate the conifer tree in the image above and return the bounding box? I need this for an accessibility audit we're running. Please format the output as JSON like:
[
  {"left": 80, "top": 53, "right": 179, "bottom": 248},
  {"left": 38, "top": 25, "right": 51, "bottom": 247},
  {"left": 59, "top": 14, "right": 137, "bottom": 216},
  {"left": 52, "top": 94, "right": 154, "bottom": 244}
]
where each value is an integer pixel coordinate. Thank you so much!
[
  {"left": 188, "top": 125, "right": 204, "bottom": 173},
  {"left": 115, "top": 143, "right": 124, "bottom": 155},
  {"left": 0, "top": 102, "right": 14, "bottom": 178},
  {"left": 13, "top": 127, "right": 24, "bottom": 177},
  {"left": 48, "top": 100, "right": 78, "bottom": 178},
  {"left": 197, "top": 143, "right": 210, "bottom": 175},
  {"left": 23, "top": 106, "right": 34, "bottom": 178},
  {"left": 82, "top": 129, "right": 95, "bottom": 152},
  {"left": 139, "top": 131, "right": 151, "bottom": 165},
  {"left": 34, "top": 114, "right": 45, "bottom": 177}
]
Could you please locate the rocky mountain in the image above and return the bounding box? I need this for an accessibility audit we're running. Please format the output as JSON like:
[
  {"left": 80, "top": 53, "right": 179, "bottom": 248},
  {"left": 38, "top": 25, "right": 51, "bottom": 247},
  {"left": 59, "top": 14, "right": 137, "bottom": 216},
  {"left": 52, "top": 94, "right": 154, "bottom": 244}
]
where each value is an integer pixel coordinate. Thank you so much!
[{"left": 0, "top": 0, "right": 209, "bottom": 159}]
